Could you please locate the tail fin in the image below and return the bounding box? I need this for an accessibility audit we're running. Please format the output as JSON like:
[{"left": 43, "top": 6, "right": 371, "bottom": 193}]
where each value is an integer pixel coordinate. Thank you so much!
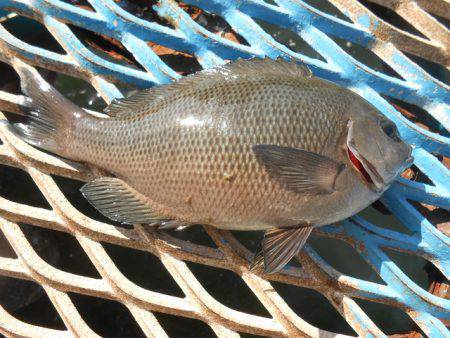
[{"left": 6, "top": 58, "right": 87, "bottom": 155}]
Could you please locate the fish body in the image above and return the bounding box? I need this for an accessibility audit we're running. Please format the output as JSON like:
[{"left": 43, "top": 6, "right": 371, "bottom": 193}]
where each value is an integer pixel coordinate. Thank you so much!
[{"left": 8, "top": 58, "right": 413, "bottom": 273}]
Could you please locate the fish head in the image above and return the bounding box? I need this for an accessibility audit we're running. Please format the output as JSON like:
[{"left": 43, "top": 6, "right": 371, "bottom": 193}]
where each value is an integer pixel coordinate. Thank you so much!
[{"left": 345, "top": 110, "right": 413, "bottom": 193}]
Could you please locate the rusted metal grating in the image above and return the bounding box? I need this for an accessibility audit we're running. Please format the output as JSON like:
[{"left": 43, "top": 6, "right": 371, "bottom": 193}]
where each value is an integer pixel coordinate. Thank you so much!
[{"left": 0, "top": 0, "right": 448, "bottom": 337}]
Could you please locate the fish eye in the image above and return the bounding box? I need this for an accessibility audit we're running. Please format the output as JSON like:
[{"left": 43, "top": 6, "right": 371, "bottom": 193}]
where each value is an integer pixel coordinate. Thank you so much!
[{"left": 380, "top": 119, "right": 401, "bottom": 142}]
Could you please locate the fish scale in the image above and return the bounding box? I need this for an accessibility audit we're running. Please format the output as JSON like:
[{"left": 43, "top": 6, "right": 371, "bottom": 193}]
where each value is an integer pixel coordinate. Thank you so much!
[
  {"left": 70, "top": 75, "right": 353, "bottom": 228},
  {"left": 9, "top": 57, "right": 412, "bottom": 273}
]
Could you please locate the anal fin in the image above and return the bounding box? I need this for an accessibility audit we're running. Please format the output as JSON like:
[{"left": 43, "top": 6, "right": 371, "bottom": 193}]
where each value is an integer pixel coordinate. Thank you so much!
[
  {"left": 80, "top": 177, "right": 166, "bottom": 225},
  {"left": 251, "top": 225, "right": 313, "bottom": 274}
]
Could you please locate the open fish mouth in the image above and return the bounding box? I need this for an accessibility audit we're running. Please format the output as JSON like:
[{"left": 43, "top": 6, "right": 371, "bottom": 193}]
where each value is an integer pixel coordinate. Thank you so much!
[
  {"left": 347, "top": 143, "right": 385, "bottom": 192},
  {"left": 346, "top": 120, "right": 384, "bottom": 192}
]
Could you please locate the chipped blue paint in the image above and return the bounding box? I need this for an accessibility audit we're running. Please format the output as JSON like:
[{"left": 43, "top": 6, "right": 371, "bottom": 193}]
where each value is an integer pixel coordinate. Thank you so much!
[
  {"left": 356, "top": 13, "right": 376, "bottom": 31},
  {"left": 0, "top": 0, "right": 448, "bottom": 335}
]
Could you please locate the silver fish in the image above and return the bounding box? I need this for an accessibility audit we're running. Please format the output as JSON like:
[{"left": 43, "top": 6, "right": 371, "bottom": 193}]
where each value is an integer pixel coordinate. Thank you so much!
[{"left": 6, "top": 58, "right": 413, "bottom": 273}]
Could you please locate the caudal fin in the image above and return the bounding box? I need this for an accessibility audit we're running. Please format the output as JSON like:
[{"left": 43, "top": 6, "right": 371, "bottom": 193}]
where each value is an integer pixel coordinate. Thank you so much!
[{"left": 5, "top": 58, "right": 87, "bottom": 155}]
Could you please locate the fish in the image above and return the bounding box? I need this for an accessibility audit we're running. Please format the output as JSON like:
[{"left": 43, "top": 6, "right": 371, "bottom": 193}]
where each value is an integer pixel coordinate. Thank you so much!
[{"left": 5, "top": 57, "right": 413, "bottom": 274}]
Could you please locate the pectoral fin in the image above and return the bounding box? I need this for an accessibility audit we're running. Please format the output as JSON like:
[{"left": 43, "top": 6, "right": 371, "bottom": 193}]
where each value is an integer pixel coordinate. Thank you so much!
[
  {"left": 80, "top": 177, "right": 166, "bottom": 225},
  {"left": 253, "top": 145, "right": 345, "bottom": 194},
  {"left": 251, "top": 226, "right": 313, "bottom": 274}
]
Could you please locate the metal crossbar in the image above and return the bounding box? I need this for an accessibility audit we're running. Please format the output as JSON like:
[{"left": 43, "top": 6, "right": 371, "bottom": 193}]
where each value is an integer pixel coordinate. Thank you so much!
[{"left": 0, "top": 0, "right": 448, "bottom": 336}]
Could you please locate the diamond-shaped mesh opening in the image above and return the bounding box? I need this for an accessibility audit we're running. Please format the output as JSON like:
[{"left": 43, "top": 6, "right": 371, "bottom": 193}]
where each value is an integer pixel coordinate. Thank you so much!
[
  {"left": 22, "top": 225, "right": 101, "bottom": 279},
  {"left": 358, "top": 205, "right": 414, "bottom": 235},
  {"left": 1, "top": 15, "right": 66, "bottom": 55},
  {"left": 0, "top": 165, "right": 51, "bottom": 209},
  {"left": 302, "top": 0, "right": 353, "bottom": 23},
  {"left": 330, "top": 36, "right": 404, "bottom": 80},
  {"left": 0, "top": 229, "right": 16, "bottom": 258},
  {"left": 272, "top": 282, "right": 357, "bottom": 335},
  {"left": 69, "top": 293, "right": 146, "bottom": 337},
  {"left": 59, "top": 0, "right": 96, "bottom": 13},
  {"left": 103, "top": 242, "right": 185, "bottom": 297},
  {"left": 153, "top": 311, "right": 216, "bottom": 338},
  {"left": 50, "top": 73, "right": 107, "bottom": 111},
  {"left": 0, "top": 0, "right": 448, "bottom": 336},
  {"left": 309, "top": 235, "right": 386, "bottom": 284},
  {"left": 180, "top": 2, "right": 250, "bottom": 46},
  {"left": 254, "top": 20, "right": 326, "bottom": 61},
  {"left": 358, "top": 0, "right": 429, "bottom": 39},
  {"left": 187, "top": 262, "right": 272, "bottom": 317},
  {"left": 386, "top": 97, "right": 449, "bottom": 136},
  {"left": 2, "top": 278, "right": 66, "bottom": 330},
  {"left": 353, "top": 298, "right": 423, "bottom": 335},
  {"left": 69, "top": 24, "right": 147, "bottom": 72},
  {"left": 404, "top": 52, "right": 450, "bottom": 85}
]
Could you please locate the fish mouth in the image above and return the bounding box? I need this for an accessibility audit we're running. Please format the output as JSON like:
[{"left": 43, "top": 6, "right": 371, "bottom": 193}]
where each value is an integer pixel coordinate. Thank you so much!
[
  {"left": 346, "top": 120, "right": 384, "bottom": 192},
  {"left": 347, "top": 142, "right": 385, "bottom": 193}
]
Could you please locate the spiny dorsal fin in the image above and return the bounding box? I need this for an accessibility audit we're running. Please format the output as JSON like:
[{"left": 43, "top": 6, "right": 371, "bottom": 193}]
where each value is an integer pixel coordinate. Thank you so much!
[
  {"left": 104, "top": 58, "right": 312, "bottom": 118},
  {"left": 251, "top": 226, "right": 313, "bottom": 274},
  {"left": 80, "top": 177, "right": 166, "bottom": 225},
  {"left": 253, "top": 145, "right": 346, "bottom": 195},
  {"left": 214, "top": 57, "right": 312, "bottom": 78},
  {"left": 104, "top": 89, "right": 157, "bottom": 117}
]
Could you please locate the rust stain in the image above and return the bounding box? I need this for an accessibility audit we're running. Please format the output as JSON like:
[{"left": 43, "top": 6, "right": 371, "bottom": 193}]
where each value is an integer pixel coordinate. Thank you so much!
[{"left": 185, "top": 195, "right": 193, "bottom": 205}]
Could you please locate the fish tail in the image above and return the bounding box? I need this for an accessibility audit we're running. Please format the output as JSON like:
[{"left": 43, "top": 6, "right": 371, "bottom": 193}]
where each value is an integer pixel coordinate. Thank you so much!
[{"left": 6, "top": 58, "right": 88, "bottom": 156}]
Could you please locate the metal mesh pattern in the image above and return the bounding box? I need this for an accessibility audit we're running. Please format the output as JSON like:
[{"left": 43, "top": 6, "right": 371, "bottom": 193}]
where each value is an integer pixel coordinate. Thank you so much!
[{"left": 0, "top": 0, "right": 448, "bottom": 336}]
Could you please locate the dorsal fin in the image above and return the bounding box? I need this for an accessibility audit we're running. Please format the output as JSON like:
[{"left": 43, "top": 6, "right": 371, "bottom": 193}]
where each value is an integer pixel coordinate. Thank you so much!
[
  {"left": 104, "top": 58, "right": 312, "bottom": 118},
  {"left": 104, "top": 89, "right": 156, "bottom": 117}
]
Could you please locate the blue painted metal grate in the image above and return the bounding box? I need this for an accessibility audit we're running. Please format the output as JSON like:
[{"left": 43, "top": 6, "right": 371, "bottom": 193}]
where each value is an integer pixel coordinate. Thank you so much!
[{"left": 0, "top": 0, "right": 448, "bottom": 336}]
